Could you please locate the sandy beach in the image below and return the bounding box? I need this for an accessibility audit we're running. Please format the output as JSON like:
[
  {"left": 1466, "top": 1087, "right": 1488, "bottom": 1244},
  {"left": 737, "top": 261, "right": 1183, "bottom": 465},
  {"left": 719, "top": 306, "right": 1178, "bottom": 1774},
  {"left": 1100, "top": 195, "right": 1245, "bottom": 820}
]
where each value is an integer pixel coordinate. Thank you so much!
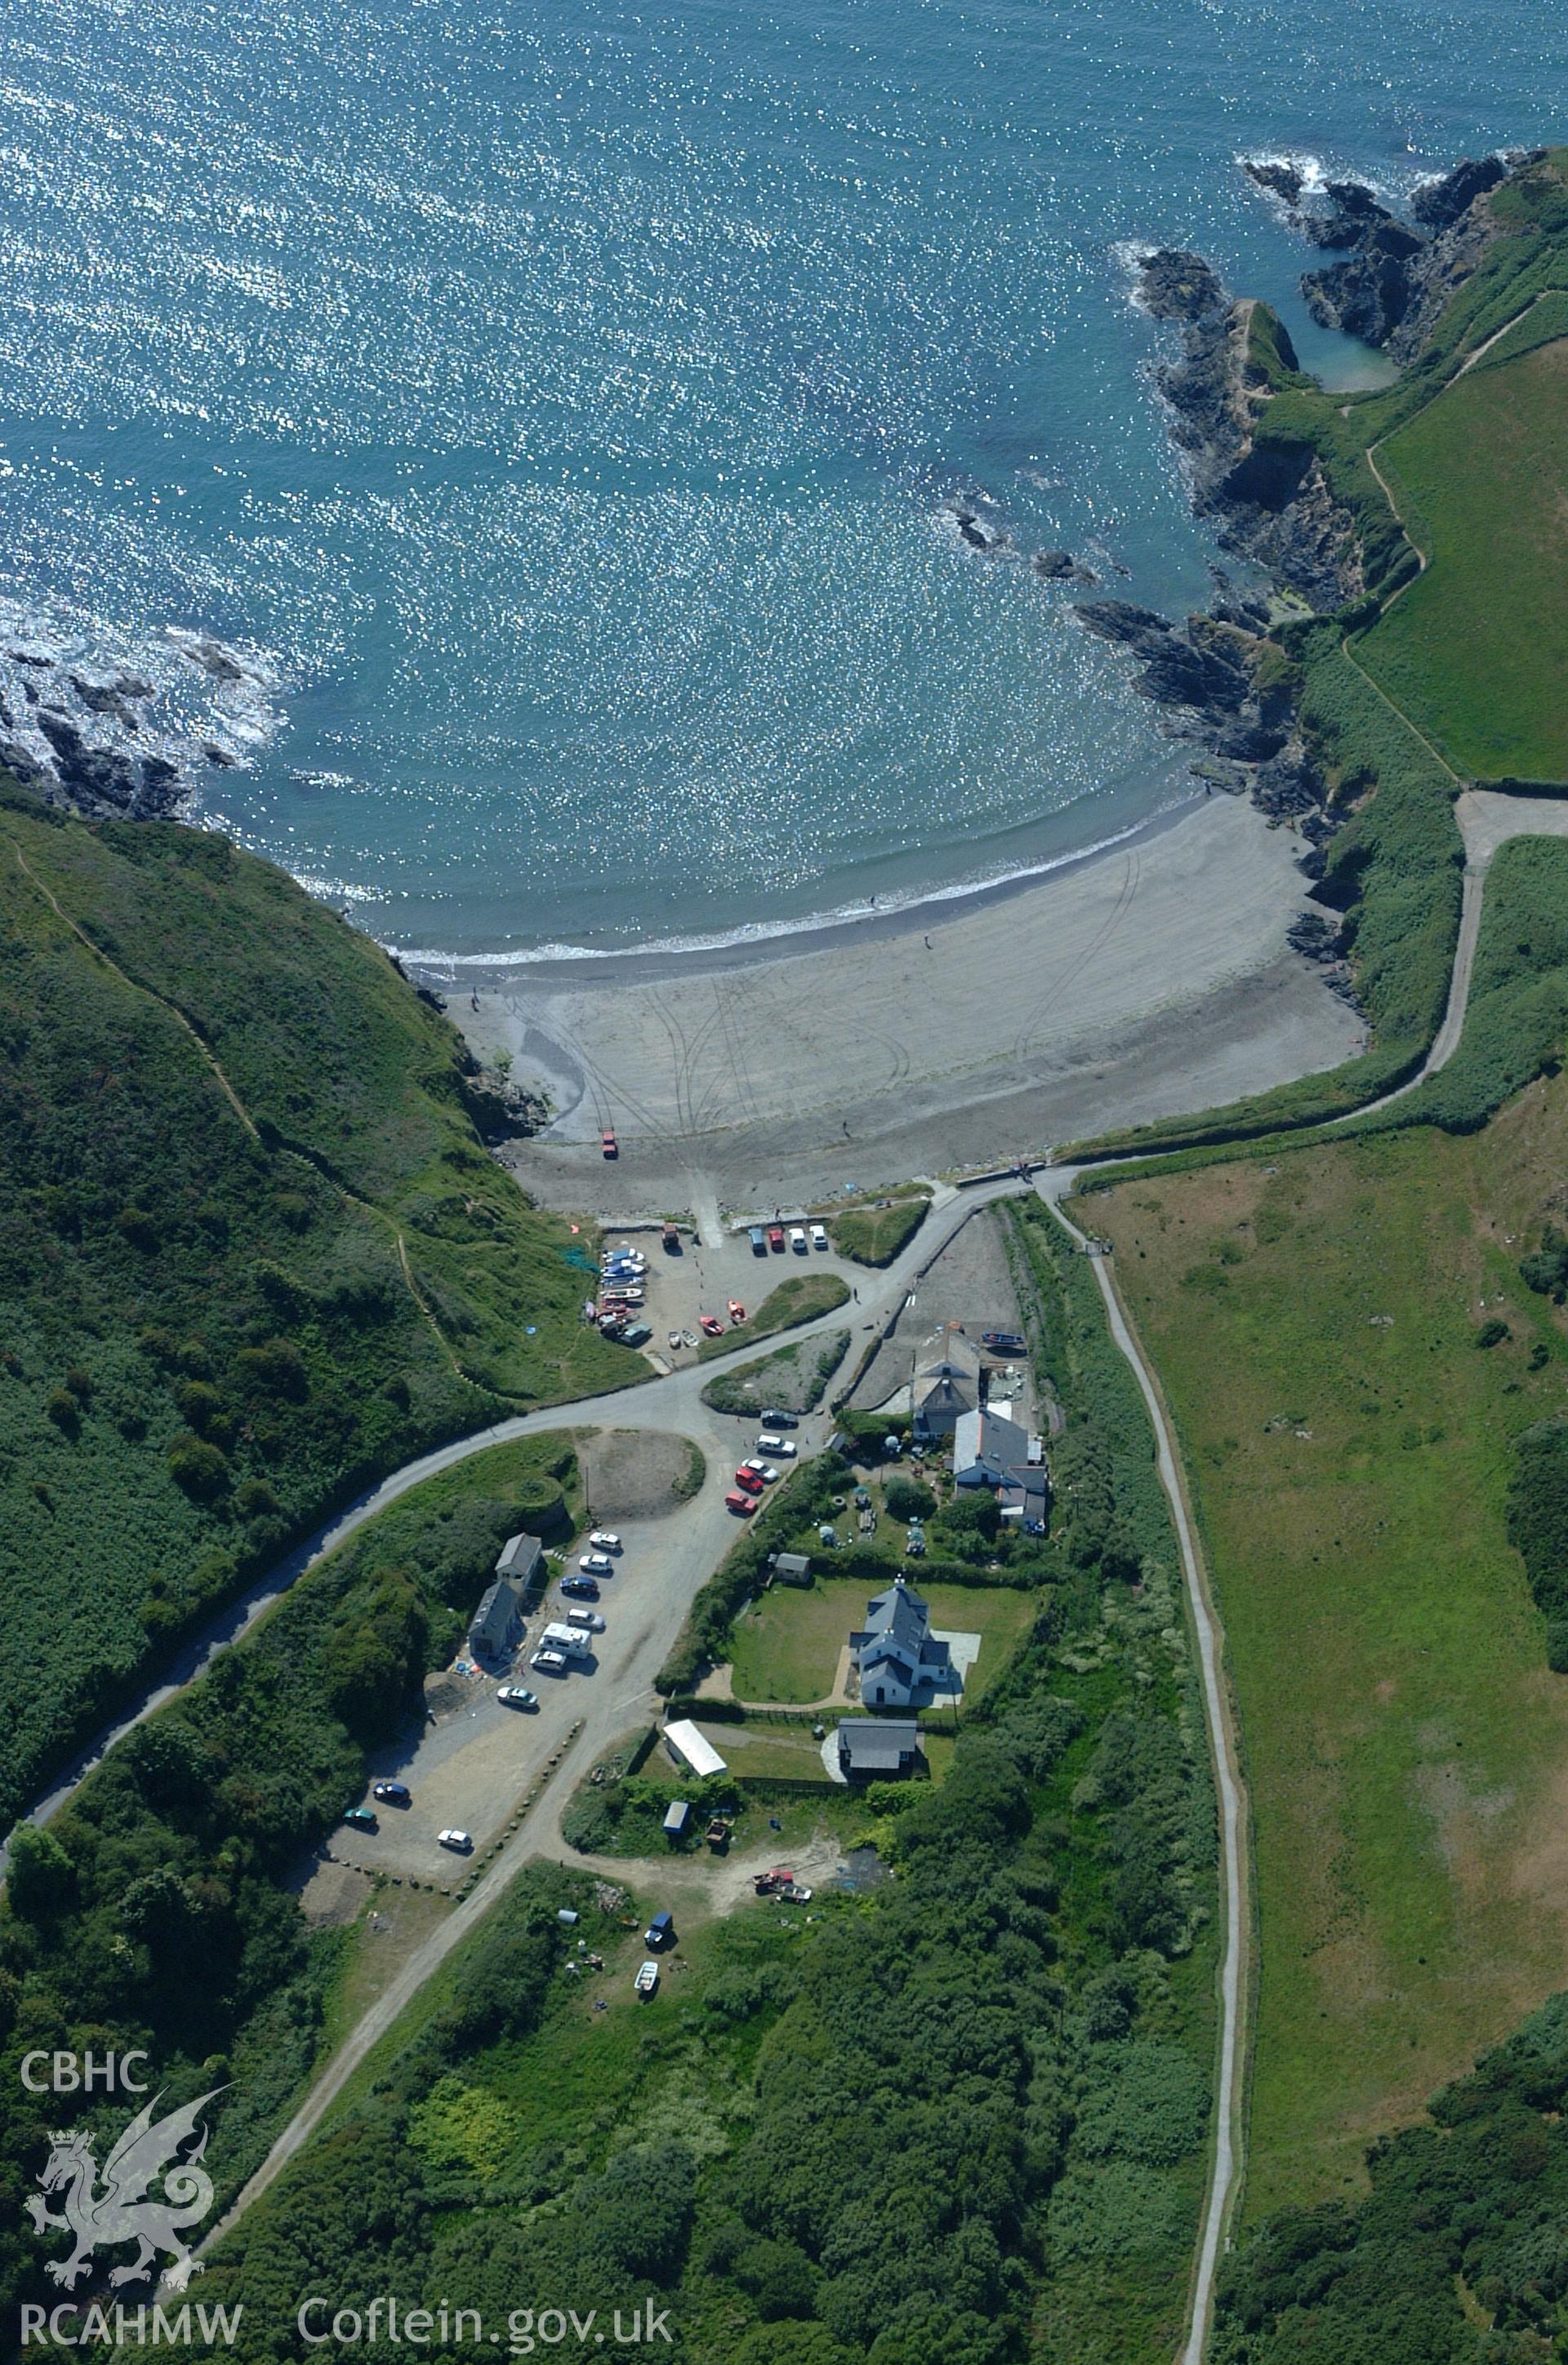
[{"left": 441, "top": 793, "right": 1362, "bottom": 1212}]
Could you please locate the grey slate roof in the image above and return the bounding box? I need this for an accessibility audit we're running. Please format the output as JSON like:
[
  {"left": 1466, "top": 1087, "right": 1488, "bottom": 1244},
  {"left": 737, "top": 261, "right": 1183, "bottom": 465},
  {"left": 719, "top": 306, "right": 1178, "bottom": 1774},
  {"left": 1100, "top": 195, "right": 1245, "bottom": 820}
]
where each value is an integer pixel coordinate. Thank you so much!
[{"left": 836, "top": 1720, "right": 922, "bottom": 1773}]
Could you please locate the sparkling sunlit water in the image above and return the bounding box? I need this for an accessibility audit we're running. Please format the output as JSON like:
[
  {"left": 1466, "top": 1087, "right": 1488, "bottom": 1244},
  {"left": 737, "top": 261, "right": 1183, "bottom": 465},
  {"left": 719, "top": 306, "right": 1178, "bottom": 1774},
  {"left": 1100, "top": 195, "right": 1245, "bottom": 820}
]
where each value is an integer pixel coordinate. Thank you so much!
[{"left": 0, "top": 0, "right": 1565, "bottom": 953}]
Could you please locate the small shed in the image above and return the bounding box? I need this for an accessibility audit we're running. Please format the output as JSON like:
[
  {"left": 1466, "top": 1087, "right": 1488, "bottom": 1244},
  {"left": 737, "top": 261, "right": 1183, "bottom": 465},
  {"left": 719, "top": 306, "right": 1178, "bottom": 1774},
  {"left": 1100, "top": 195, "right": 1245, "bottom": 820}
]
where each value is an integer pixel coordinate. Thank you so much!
[
  {"left": 663, "top": 1719, "right": 728, "bottom": 1779},
  {"left": 663, "top": 1801, "right": 691, "bottom": 1841},
  {"left": 835, "top": 1720, "right": 924, "bottom": 1781},
  {"left": 495, "top": 1533, "right": 543, "bottom": 1586},
  {"left": 771, "top": 1551, "right": 813, "bottom": 1586}
]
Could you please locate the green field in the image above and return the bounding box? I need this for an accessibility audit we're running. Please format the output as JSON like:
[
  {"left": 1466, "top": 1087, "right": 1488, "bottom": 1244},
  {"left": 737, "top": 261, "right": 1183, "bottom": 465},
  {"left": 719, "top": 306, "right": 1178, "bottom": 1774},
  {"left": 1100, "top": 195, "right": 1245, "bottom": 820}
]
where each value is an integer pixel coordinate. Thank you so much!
[
  {"left": 1360, "top": 334, "right": 1568, "bottom": 779},
  {"left": 726, "top": 1575, "right": 1036, "bottom": 1705},
  {"left": 1094, "top": 1078, "right": 1568, "bottom": 2216}
]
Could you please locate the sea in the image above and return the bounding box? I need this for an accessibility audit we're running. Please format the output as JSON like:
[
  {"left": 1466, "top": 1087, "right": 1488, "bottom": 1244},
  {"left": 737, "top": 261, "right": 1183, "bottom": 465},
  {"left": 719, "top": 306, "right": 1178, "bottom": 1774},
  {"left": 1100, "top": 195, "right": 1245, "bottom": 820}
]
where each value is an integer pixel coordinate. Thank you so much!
[{"left": 0, "top": 0, "right": 1564, "bottom": 961}]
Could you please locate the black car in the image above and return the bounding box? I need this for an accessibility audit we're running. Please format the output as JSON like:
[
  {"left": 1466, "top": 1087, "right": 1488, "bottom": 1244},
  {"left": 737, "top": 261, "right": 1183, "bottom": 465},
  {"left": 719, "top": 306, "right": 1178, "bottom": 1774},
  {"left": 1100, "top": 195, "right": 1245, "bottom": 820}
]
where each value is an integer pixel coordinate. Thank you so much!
[
  {"left": 372, "top": 1780, "right": 412, "bottom": 1807},
  {"left": 560, "top": 1574, "right": 601, "bottom": 1600},
  {"left": 757, "top": 1408, "right": 799, "bottom": 1430}
]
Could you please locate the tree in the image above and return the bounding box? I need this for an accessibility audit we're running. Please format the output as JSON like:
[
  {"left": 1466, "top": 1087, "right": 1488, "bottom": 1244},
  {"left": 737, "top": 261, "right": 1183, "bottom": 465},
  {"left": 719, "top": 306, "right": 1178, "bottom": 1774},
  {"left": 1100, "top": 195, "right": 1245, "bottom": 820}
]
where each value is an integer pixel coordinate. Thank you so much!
[{"left": 7, "top": 1821, "right": 74, "bottom": 1920}]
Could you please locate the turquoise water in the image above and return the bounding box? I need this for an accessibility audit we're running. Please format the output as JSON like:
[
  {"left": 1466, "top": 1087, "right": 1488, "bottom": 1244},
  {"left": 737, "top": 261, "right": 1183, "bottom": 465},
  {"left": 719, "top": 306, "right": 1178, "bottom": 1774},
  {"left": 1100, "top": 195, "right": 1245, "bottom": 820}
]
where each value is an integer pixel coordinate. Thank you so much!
[{"left": 0, "top": 1, "right": 1564, "bottom": 954}]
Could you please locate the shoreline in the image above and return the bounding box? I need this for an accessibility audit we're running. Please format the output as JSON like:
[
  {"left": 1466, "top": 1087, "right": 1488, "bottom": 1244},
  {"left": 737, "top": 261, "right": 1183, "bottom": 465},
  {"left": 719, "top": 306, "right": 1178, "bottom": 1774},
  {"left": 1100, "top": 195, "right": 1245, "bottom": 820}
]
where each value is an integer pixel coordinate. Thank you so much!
[
  {"left": 405, "top": 788, "right": 1203, "bottom": 993},
  {"left": 457, "top": 792, "right": 1364, "bottom": 1209}
]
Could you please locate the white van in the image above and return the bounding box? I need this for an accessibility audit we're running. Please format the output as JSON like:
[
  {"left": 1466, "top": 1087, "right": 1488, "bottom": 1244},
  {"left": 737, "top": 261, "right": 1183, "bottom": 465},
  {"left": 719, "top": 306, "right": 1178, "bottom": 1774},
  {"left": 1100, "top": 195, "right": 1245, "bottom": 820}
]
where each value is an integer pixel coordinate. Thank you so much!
[{"left": 539, "top": 1621, "right": 593, "bottom": 1658}]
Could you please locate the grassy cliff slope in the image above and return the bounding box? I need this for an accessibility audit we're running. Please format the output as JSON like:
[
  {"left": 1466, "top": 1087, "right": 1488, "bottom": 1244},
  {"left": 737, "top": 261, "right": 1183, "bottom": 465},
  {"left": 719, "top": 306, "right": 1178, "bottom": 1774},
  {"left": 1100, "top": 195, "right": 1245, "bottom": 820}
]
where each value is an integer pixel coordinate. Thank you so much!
[{"left": 0, "top": 780, "right": 632, "bottom": 1827}]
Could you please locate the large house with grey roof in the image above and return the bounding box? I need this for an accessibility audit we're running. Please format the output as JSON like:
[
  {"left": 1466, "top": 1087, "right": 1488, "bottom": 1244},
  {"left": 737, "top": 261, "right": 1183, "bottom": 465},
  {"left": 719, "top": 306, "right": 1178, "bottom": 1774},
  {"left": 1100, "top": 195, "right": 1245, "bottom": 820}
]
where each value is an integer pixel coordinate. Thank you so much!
[{"left": 849, "top": 1577, "right": 952, "bottom": 1709}]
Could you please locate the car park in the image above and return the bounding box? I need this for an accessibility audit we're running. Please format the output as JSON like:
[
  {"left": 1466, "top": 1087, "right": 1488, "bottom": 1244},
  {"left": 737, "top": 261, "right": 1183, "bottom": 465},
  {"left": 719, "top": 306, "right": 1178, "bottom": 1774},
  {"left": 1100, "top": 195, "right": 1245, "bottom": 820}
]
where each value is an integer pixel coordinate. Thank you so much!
[
  {"left": 759, "top": 1408, "right": 799, "bottom": 1429},
  {"left": 788, "top": 1225, "right": 807, "bottom": 1252},
  {"left": 344, "top": 1806, "right": 378, "bottom": 1833},
  {"left": 579, "top": 1551, "right": 613, "bottom": 1574},
  {"left": 767, "top": 1225, "right": 785, "bottom": 1252},
  {"left": 742, "top": 1457, "right": 778, "bottom": 1483},
  {"left": 757, "top": 1434, "right": 797, "bottom": 1457},
  {"left": 497, "top": 1685, "right": 539, "bottom": 1709},
  {"left": 809, "top": 1221, "right": 829, "bottom": 1249},
  {"left": 724, "top": 1490, "right": 756, "bottom": 1516},
  {"left": 588, "top": 1530, "right": 622, "bottom": 1552},
  {"left": 372, "top": 1780, "right": 412, "bottom": 1807},
  {"left": 601, "top": 1130, "right": 617, "bottom": 1158},
  {"left": 531, "top": 1646, "right": 570, "bottom": 1675},
  {"left": 439, "top": 1828, "right": 474, "bottom": 1854}
]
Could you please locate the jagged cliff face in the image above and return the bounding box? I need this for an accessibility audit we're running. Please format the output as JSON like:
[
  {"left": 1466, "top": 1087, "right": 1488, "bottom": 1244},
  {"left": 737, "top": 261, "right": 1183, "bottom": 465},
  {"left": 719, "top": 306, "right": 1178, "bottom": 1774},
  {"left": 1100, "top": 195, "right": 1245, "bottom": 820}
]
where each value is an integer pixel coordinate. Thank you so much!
[
  {"left": 1248, "top": 149, "right": 1517, "bottom": 361},
  {"left": 1136, "top": 257, "right": 1362, "bottom": 613}
]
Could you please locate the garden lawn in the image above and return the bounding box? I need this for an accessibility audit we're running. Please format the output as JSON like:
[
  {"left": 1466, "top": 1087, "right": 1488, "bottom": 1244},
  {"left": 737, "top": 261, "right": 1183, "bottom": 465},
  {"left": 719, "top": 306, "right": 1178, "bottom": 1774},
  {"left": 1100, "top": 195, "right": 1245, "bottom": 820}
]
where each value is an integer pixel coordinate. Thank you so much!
[
  {"left": 1092, "top": 1074, "right": 1568, "bottom": 2218},
  {"left": 1359, "top": 334, "right": 1568, "bottom": 781},
  {"left": 726, "top": 1577, "right": 1036, "bottom": 1706}
]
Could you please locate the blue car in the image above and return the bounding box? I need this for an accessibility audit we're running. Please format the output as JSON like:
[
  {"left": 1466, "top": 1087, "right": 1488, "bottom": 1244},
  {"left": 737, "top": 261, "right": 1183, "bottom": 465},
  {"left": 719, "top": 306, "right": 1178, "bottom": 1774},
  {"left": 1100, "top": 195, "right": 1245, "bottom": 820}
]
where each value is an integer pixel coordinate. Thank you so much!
[{"left": 560, "top": 1574, "right": 601, "bottom": 1600}]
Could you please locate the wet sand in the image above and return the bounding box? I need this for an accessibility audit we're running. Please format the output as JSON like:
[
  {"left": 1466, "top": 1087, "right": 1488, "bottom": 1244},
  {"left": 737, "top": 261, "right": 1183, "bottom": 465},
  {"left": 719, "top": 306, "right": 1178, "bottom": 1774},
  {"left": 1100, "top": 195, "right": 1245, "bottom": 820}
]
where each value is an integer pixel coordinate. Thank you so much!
[{"left": 439, "top": 793, "right": 1363, "bottom": 1212}]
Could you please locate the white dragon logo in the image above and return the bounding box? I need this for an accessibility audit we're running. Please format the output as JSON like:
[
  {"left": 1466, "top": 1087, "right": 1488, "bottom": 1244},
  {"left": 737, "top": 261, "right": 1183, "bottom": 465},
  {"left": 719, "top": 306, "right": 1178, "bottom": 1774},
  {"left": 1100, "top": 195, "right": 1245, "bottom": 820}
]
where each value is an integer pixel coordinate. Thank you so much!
[{"left": 26, "top": 2087, "right": 223, "bottom": 2292}]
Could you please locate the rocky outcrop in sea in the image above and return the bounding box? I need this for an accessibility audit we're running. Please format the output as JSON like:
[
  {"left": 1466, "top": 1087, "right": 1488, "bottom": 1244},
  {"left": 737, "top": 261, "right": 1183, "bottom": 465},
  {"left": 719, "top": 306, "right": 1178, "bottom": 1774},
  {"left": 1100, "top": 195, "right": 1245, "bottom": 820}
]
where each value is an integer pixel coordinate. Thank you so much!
[
  {"left": 1080, "top": 149, "right": 1530, "bottom": 909},
  {"left": 1241, "top": 148, "right": 1519, "bottom": 360},
  {"left": 0, "top": 612, "right": 283, "bottom": 822}
]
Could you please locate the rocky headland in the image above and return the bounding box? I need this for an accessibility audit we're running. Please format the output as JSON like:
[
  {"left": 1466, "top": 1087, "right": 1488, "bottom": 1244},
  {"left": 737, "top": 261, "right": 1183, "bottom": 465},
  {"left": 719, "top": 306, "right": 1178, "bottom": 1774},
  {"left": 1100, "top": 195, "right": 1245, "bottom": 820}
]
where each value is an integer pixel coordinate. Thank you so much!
[{"left": 1071, "top": 149, "right": 1525, "bottom": 922}]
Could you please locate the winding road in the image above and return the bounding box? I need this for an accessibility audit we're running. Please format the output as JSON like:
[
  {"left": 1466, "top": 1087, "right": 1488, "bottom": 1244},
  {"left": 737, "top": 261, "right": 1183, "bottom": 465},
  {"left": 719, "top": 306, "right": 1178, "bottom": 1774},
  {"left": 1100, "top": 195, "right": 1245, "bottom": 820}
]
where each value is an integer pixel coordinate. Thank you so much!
[{"left": 42, "top": 780, "right": 1560, "bottom": 2339}]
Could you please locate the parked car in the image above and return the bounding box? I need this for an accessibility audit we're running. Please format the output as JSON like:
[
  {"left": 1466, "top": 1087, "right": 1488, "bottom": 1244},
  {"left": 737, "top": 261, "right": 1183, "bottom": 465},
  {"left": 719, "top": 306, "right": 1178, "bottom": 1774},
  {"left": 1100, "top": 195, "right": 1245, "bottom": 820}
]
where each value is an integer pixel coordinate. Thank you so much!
[
  {"left": 579, "top": 1551, "right": 613, "bottom": 1575},
  {"left": 788, "top": 1225, "right": 807, "bottom": 1252},
  {"left": 757, "top": 1434, "right": 797, "bottom": 1457},
  {"left": 531, "top": 1646, "right": 569, "bottom": 1675},
  {"left": 562, "top": 1574, "right": 602, "bottom": 1600},
  {"left": 601, "top": 1130, "right": 617, "bottom": 1158},
  {"left": 759, "top": 1408, "right": 799, "bottom": 1430},
  {"left": 588, "top": 1530, "right": 622, "bottom": 1552},
  {"left": 742, "top": 1457, "right": 778, "bottom": 1483},
  {"left": 724, "top": 1490, "right": 756, "bottom": 1517},
  {"left": 564, "top": 1606, "right": 606, "bottom": 1632},
  {"left": 620, "top": 1323, "right": 653, "bottom": 1346},
  {"left": 753, "top": 1867, "right": 794, "bottom": 1894},
  {"left": 662, "top": 1224, "right": 681, "bottom": 1252},
  {"left": 439, "top": 1828, "right": 474, "bottom": 1854},
  {"left": 982, "top": 1329, "right": 1026, "bottom": 1354},
  {"left": 372, "top": 1780, "right": 412, "bottom": 1807},
  {"left": 635, "top": 1959, "right": 660, "bottom": 1997},
  {"left": 644, "top": 1910, "right": 676, "bottom": 1949},
  {"left": 809, "top": 1221, "right": 829, "bottom": 1249},
  {"left": 748, "top": 1225, "right": 767, "bottom": 1255},
  {"left": 497, "top": 1685, "right": 539, "bottom": 1709},
  {"left": 733, "top": 1466, "right": 764, "bottom": 1494},
  {"left": 344, "top": 1806, "right": 378, "bottom": 1834},
  {"left": 767, "top": 1225, "right": 786, "bottom": 1252}
]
